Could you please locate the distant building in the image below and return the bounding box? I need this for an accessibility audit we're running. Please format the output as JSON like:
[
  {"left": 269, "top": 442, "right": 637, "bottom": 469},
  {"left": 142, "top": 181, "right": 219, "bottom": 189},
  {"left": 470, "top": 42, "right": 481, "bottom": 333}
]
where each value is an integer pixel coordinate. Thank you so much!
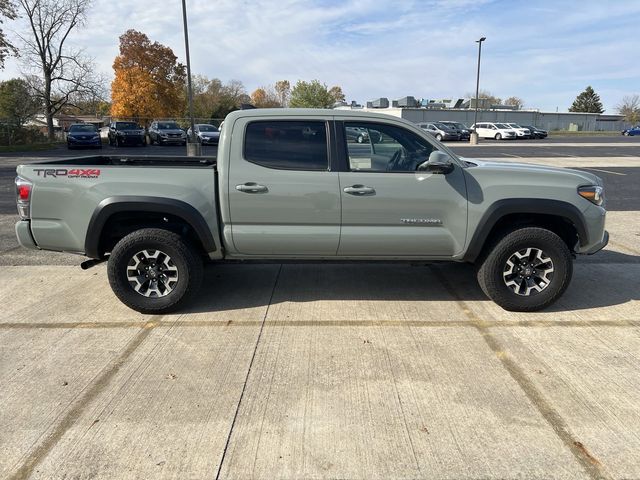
[
  {"left": 26, "top": 114, "right": 107, "bottom": 137},
  {"left": 335, "top": 96, "right": 628, "bottom": 131}
]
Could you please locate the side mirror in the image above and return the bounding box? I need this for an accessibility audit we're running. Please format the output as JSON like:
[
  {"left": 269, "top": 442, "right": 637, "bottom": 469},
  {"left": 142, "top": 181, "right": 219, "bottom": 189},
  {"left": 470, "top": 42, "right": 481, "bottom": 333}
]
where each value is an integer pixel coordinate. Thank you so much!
[{"left": 417, "top": 151, "right": 455, "bottom": 174}]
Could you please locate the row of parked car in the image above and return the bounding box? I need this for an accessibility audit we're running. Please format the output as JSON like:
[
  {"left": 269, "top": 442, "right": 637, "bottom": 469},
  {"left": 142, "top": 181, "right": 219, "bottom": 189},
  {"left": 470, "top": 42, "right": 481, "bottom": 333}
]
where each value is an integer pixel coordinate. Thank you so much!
[
  {"left": 417, "top": 121, "right": 548, "bottom": 141},
  {"left": 65, "top": 121, "right": 221, "bottom": 149}
]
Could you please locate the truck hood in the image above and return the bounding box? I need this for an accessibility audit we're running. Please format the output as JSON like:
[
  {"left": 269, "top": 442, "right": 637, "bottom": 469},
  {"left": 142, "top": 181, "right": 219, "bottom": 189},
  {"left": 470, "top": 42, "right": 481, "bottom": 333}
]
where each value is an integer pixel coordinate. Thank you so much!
[{"left": 460, "top": 157, "right": 602, "bottom": 186}]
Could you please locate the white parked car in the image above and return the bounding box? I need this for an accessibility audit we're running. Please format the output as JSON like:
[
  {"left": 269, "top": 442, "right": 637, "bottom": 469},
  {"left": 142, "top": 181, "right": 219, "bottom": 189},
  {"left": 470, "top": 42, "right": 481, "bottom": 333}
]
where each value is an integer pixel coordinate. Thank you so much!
[
  {"left": 471, "top": 122, "right": 517, "bottom": 140},
  {"left": 505, "top": 123, "right": 531, "bottom": 138}
]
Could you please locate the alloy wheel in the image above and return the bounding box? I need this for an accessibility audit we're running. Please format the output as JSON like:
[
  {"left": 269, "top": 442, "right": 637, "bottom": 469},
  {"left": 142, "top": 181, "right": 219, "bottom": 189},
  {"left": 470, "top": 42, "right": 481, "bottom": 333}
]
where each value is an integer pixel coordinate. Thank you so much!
[
  {"left": 502, "top": 247, "right": 554, "bottom": 296},
  {"left": 126, "top": 249, "right": 179, "bottom": 297}
]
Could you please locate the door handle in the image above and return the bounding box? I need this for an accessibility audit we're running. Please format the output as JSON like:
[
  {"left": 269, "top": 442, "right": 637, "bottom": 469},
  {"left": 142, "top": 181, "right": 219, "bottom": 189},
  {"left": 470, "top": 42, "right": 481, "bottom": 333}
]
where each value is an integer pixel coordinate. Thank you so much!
[
  {"left": 343, "top": 184, "right": 376, "bottom": 196},
  {"left": 236, "top": 182, "right": 268, "bottom": 194}
]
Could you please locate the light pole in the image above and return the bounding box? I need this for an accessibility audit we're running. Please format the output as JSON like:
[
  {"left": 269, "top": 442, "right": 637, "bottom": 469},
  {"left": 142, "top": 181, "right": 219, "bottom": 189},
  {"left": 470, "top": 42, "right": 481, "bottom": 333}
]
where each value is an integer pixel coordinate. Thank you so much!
[
  {"left": 181, "top": 0, "right": 200, "bottom": 156},
  {"left": 470, "top": 36, "right": 486, "bottom": 144}
]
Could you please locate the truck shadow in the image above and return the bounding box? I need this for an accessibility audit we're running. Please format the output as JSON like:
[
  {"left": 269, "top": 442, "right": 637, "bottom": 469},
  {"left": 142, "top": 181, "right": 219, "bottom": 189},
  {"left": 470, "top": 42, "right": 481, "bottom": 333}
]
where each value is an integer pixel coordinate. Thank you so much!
[{"left": 185, "top": 250, "right": 639, "bottom": 314}]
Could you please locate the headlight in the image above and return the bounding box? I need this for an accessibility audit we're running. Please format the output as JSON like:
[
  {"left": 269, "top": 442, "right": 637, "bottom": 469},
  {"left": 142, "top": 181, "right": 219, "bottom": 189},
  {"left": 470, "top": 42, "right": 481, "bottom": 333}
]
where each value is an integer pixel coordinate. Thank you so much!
[{"left": 578, "top": 185, "right": 604, "bottom": 206}]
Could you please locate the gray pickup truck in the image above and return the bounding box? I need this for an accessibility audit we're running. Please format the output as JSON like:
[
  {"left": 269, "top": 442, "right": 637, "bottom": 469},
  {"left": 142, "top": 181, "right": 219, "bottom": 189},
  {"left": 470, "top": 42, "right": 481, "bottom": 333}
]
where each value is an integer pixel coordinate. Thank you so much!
[{"left": 15, "top": 109, "right": 608, "bottom": 313}]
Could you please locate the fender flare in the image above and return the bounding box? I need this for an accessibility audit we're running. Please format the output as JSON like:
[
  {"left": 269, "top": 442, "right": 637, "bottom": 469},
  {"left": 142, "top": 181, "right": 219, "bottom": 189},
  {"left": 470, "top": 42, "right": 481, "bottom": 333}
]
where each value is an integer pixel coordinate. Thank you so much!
[
  {"left": 462, "top": 198, "right": 588, "bottom": 262},
  {"left": 85, "top": 196, "right": 217, "bottom": 259}
]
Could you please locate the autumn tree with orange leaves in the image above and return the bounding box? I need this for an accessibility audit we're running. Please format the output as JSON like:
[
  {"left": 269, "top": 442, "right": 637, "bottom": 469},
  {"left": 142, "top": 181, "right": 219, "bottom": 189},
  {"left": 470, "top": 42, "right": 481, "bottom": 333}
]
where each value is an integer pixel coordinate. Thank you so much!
[{"left": 111, "top": 30, "right": 186, "bottom": 123}]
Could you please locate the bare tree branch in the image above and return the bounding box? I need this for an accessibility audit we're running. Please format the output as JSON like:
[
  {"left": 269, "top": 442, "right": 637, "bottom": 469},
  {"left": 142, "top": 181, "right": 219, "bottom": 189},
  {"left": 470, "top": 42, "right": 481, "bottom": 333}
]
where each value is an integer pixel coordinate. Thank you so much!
[{"left": 17, "top": 0, "right": 105, "bottom": 139}]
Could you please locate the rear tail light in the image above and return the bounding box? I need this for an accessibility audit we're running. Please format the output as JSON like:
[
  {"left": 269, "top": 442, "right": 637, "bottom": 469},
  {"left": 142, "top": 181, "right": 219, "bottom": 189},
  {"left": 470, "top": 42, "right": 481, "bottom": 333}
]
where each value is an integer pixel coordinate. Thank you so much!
[{"left": 15, "top": 176, "right": 32, "bottom": 219}]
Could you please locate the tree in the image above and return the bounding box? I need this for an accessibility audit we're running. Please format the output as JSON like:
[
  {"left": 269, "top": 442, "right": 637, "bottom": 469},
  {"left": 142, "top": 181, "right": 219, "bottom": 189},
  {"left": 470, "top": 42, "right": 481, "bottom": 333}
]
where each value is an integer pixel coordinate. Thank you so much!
[
  {"left": 0, "top": 78, "right": 39, "bottom": 127},
  {"left": 328, "top": 85, "right": 345, "bottom": 104},
  {"left": 465, "top": 89, "right": 502, "bottom": 106},
  {"left": 250, "top": 86, "right": 281, "bottom": 108},
  {"left": 188, "top": 75, "right": 251, "bottom": 121},
  {"left": 504, "top": 96, "right": 524, "bottom": 109},
  {"left": 111, "top": 29, "right": 186, "bottom": 123},
  {"left": 290, "top": 80, "right": 340, "bottom": 108},
  {"left": 616, "top": 94, "right": 640, "bottom": 125},
  {"left": 569, "top": 86, "right": 604, "bottom": 113},
  {"left": 275, "top": 80, "right": 290, "bottom": 107},
  {"left": 0, "top": 0, "right": 17, "bottom": 69},
  {"left": 17, "top": 0, "right": 106, "bottom": 140}
]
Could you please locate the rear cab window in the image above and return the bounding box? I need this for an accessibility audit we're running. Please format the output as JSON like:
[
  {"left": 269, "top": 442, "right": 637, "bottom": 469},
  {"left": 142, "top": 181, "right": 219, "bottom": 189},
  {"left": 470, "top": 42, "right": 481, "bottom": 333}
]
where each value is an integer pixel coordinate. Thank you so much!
[{"left": 244, "top": 120, "right": 329, "bottom": 170}]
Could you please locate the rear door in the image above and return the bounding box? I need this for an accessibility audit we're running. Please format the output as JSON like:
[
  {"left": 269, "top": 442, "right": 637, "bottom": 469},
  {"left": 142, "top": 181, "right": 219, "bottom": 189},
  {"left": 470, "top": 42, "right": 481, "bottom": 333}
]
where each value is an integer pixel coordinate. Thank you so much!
[
  {"left": 336, "top": 120, "right": 468, "bottom": 257},
  {"left": 227, "top": 117, "right": 341, "bottom": 256}
]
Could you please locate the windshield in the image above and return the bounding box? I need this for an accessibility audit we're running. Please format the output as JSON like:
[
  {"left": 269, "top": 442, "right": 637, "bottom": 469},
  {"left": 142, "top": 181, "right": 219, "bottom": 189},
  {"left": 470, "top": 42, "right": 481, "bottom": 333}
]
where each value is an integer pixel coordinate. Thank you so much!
[
  {"left": 197, "top": 124, "right": 218, "bottom": 132},
  {"left": 116, "top": 122, "right": 139, "bottom": 130},
  {"left": 496, "top": 123, "right": 511, "bottom": 129},
  {"left": 433, "top": 122, "right": 448, "bottom": 129},
  {"left": 158, "top": 122, "right": 180, "bottom": 130},
  {"left": 508, "top": 123, "right": 522, "bottom": 128},
  {"left": 452, "top": 123, "right": 467, "bottom": 129},
  {"left": 69, "top": 125, "right": 96, "bottom": 133}
]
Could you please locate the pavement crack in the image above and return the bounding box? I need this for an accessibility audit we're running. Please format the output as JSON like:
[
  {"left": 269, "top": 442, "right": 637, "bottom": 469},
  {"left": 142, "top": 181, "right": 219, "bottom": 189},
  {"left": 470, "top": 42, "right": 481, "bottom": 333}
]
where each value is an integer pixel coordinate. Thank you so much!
[
  {"left": 430, "top": 265, "right": 614, "bottom": 480},
  {"left": 8, "top": 318, "right": 161, "bottom": 480},
  {"left": 215, "top": 263, "right": 283, "bottom": 480}
]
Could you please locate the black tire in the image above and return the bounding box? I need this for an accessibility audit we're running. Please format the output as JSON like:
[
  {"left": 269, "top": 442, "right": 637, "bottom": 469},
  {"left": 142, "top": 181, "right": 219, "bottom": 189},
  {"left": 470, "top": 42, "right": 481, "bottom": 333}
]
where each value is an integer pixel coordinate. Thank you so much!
[
  {"left": 495, "top": 133, "right": 502, "bottom": 140},
  {"left": 476, "top": 227, "right": 573, "bottom": 311},
  {"left": 436, "top": 133, "right": 443, "bottom": 141},
  {"left": 108, "top": 228, "right": 203, "bottom": 314}
]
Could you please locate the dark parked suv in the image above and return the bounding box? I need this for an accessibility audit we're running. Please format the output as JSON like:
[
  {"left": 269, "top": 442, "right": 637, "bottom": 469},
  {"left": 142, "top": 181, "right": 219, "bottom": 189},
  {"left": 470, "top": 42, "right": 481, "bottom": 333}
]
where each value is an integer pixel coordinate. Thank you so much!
[
  {"left": 148, "top": 121, "right": 187, "bottom": 146},
  {"left": 108, "top": 121, "right": 146, "bottom": 147},
  {"left": 439, "top": 121, "right": 471, "bottom": 140}
]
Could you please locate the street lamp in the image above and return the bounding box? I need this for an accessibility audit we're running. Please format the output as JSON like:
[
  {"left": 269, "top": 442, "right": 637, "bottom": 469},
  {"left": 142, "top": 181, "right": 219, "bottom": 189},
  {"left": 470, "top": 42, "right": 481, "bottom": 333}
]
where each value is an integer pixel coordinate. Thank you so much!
[
  {"left": 181, "top": 0, "right": 200, "bottom": 156},
  {"left": 471, "top": 36, "right": 486, "bottom": 144}
]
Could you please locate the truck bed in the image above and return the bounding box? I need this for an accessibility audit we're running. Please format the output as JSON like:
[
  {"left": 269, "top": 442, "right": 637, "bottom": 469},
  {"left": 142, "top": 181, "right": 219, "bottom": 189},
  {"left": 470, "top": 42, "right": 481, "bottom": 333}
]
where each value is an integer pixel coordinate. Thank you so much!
[{"left": 31, "top": 155, "right": 217, "bottom": 168}]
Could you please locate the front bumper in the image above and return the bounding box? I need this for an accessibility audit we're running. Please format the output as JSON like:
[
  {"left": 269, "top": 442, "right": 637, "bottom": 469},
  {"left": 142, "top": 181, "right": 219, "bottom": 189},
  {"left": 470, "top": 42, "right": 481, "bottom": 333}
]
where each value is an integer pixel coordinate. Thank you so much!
[
  {"left": 160, "top": 136, "right": 187, "bottom": 144},
  {"left": 15, "top": 220, "right": 38, "bottom": 250},
  {"left": 582, "top": 230, "right": 609, "bottom": 255},
  {"left": 68, "top": 137, "right": 101, "bottom": 147},
  {"left": 199, "top": 136, "right": 219, "bottom": 145},
  {"left": 117, "top": 135, "right": 145, "bottom": 144}
]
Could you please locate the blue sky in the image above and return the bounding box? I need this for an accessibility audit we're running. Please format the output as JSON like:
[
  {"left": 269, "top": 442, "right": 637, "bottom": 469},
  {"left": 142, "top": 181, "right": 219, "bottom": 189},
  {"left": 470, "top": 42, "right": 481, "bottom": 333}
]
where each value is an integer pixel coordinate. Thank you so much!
[{"left": 2, "top": 0, "right": 638, "bottom": 113}]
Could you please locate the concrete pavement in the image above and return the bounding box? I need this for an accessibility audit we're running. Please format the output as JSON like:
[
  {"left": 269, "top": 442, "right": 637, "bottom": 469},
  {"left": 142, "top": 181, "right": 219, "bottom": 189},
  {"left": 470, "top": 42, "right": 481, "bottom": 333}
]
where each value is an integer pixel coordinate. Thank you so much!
[
  {"left": 1, "top": 212, "right": 639, "bottom": 479},
  {"left": 1, "top": 150, "right": 639, "bottom": 479}
]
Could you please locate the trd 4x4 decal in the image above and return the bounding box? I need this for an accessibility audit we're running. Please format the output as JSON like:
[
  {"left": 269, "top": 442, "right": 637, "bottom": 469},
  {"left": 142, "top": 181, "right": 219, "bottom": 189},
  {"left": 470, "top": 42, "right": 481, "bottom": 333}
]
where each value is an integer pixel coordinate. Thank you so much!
[{"left": 32, "top": 168, "right": 101, "bottom": 179}]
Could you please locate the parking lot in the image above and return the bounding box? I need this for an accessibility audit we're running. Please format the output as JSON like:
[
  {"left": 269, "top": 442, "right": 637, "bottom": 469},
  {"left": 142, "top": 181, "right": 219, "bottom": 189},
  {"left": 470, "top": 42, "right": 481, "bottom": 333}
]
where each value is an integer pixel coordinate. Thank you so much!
[{"left": 1, "top": 137, "right": 639, "bottom": 479}]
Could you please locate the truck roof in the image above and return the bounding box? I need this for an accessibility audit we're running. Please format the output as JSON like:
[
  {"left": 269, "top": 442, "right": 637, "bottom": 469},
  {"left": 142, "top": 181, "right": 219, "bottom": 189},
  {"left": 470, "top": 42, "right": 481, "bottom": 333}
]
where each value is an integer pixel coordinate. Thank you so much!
[{"left": 225, "top": 108, "right": 401, "bottom": 122}]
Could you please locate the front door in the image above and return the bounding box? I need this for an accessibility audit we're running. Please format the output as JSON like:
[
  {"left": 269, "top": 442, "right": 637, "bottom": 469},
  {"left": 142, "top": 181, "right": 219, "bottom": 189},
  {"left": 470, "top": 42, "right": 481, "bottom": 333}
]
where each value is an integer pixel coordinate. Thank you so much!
[
  {"left": 227, "top": 117, "right": 341, "bottom": 256},
  {"left": 337, "top": 121, "right": 468, "bottom": 257}
]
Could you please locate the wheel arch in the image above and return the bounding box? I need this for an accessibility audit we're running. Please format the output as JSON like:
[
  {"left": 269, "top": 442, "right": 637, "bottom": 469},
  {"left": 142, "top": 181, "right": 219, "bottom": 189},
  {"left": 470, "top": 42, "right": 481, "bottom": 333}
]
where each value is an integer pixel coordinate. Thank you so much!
[
  {"left": 85, "top": 196, "right": 218, "bottom": 259},
  {"left": 463, "top": 199, "right": 588, "bottom": 263}
]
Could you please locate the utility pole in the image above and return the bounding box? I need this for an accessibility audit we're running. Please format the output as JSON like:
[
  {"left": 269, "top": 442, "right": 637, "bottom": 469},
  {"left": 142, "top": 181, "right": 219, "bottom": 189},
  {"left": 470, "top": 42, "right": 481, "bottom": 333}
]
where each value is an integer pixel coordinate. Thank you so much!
[
  {"left": 470, "top": 36, "right": 486, "bottom": 145},
  {"left": 182, "top": 0, "right": 200, "bottom": 156}
]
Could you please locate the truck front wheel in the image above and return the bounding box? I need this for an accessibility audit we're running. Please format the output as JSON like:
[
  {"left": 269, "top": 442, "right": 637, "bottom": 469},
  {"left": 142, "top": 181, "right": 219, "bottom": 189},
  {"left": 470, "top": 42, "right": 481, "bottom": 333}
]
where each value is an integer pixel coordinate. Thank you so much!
[
  {"left": 107, "top": 228, "right": 203, "bottom": 314},
  {"left": 476, "top": 227, "right": 573, "bottom": 311}
]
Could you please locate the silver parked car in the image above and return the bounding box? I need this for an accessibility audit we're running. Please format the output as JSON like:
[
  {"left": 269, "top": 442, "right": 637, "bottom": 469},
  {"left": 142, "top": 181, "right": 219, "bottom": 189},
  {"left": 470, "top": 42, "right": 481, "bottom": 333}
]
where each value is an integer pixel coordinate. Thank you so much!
[
  {"left": 416, "top": 122, "right": 461, "bottom": 141},
  {"left": 187, "top": 124, "right": 220, "bottom": 145}
]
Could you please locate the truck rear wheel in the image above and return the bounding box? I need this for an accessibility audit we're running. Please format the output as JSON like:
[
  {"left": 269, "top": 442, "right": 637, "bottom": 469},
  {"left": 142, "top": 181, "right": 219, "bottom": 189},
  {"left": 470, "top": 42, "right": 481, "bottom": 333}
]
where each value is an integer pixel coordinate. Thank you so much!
[
  {"left": 476, "top": 227, "right": 573, "bottom": 311},
  {"left": 107, "top": 228, "right": 203, "bottom": 314}
]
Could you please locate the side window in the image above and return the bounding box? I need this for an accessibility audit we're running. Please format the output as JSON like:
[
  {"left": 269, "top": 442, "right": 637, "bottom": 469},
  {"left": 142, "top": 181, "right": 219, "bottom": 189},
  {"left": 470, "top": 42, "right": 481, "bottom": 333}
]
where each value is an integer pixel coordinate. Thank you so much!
[
  {"left": 344, "top": 122, "right": 436, "bottom": 173},
  {"left": 244, "top": 120, "right": 328, "bottom": 170}
]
